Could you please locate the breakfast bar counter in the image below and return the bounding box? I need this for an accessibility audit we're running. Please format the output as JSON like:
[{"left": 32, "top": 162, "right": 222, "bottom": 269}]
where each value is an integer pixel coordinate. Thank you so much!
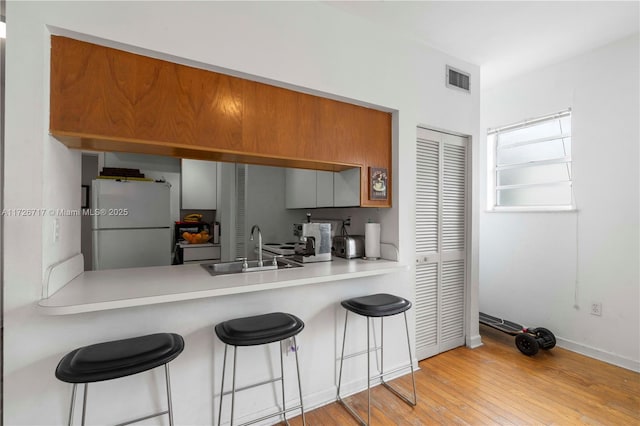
[{"left": 38, "top": 258, "right": 408, "bottom": 315}]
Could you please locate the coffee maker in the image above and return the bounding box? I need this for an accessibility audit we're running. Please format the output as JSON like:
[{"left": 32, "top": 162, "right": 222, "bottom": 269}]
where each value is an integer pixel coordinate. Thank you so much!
[{"left": 292, "top": 222, "right": 332, "bottom": 263}]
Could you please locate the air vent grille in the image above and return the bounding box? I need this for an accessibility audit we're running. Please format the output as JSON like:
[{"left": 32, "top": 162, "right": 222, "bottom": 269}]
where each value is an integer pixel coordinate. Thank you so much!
[{"left": 446, "top": 66, "right": 470, "bottom": 92}]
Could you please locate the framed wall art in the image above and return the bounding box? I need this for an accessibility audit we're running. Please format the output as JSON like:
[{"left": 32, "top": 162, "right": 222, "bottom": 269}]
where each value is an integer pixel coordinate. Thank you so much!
[{"left": 369, "top": 167, "right": 388, "bottom": 200}]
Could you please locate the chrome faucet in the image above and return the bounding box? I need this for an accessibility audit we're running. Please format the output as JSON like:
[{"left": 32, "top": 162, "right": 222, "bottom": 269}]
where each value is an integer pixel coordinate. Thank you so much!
[{"left": 250, "top": 224, "right": 263, "bottom": 267}]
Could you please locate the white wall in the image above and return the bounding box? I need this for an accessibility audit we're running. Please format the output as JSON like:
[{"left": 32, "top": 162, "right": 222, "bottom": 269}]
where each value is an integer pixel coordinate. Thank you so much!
[
  {"left": 480, "top": 35, "right": 640, "bottom": 370},
  {"left": 4, "top": 1, "right": 479, "bottom": 424}
]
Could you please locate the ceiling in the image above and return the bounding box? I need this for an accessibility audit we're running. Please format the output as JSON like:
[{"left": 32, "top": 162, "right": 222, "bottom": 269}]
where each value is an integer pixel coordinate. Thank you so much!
[{"left": 327, "top": 1, "right": 640, "bottom": 88}]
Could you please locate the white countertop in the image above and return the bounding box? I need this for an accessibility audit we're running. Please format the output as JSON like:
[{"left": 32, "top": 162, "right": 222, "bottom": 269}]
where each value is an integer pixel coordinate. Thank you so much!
[{"left": 38, "top": 257, "right": 407, "bottom": 315}]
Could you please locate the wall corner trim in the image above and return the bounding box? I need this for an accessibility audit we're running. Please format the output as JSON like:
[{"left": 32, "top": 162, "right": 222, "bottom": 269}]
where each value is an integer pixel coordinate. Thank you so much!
[{"left": 467, "top": 334, "right": 483, "bottom": 349}]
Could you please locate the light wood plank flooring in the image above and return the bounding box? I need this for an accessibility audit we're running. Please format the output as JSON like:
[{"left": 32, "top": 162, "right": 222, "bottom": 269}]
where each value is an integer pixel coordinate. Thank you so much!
[{"left": 282, "top": 325, "right": 640, "bottom": 425}]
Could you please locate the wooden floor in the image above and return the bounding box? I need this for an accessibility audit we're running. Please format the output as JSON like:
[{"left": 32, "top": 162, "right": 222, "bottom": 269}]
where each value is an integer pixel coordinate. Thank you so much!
[{"left": 282, "top": 325, "right": 640, "bottom": 425}]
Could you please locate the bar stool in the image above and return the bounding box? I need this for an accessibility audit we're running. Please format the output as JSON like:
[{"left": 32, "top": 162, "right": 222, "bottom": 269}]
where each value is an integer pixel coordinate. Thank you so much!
[
  {"left": 215, "top": 312, "right": 306, "bottom": 426},
  {"left": 55, "top": 333, "right": 184, "bottom": 426},
  {"left": 336, "top": 293, "right": 417, "bottom": 425}
]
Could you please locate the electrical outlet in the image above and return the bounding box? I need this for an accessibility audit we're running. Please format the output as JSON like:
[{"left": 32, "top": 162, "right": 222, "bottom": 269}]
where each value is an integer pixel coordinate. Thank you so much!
[
  {"left": 590, "top": 302, "right": 602, "bottom": 316},
  {"left": 53, "top": 218, "right": 60, "bottom": 243}
]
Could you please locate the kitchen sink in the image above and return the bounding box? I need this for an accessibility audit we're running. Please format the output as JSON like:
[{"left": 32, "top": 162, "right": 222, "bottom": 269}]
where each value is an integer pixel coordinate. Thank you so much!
[{"left": 201, "top": 258, "right": 302, "bottom": 276}]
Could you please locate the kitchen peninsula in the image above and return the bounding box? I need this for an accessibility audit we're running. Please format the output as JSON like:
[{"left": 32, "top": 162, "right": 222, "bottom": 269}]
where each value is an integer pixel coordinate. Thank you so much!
[
  {"left": 39, "top": 257, "right": 407, "bottom": 315},
  {"left": 5, "top": 2, "right": 483, "bottom": 425}
]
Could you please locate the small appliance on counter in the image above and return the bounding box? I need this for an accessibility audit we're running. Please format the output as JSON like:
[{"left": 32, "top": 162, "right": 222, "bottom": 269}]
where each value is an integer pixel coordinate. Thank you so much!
[
  {"left": 174, "top": 221, "right": 220, "bottom": 245},
  {"left": 262, "top": 242, "right": 306, "bottom": 257},
  {"left": 333, "top": 235, "right": 365, "bottom": 259},
  {"left": 292, "top": 222, "right": 332, "bottom": 263}
]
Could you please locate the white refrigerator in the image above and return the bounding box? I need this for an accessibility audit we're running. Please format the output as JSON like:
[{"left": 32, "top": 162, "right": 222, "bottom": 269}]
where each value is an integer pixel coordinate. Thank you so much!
[{"left": 92, "top": 180, "right": 172, "bottom": 270}]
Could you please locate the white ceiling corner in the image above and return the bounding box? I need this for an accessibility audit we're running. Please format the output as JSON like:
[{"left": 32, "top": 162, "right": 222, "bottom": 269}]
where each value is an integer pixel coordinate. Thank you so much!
[{"left": 326, "top": 1, "right": 640, "bottom": 88}]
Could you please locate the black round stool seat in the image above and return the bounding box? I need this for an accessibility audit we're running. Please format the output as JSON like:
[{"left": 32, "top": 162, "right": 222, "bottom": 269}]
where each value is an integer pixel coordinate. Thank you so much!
[
  {"left": 341, "top": 293, "right": 411, "bottom": 317},
  {"left": 56, "top": 333, "right": 184, "bottom": 384},
  {"left": 215, "top": 312, "right": 304, "bottom": 346}
]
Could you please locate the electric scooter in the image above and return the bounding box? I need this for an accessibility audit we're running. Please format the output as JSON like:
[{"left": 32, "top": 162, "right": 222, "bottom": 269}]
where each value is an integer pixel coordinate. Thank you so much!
[{"left": 479, "top": 312, "right": 556, "bottom": 356}]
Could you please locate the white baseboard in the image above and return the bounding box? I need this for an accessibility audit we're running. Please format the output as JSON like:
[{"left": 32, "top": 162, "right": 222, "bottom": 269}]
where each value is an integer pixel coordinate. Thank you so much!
[
  {"left": 556, "top": 337, "right": 640, "bottom": 373},
  {"left": 467, "top": 334, "right": 483, "bottom": 349}
]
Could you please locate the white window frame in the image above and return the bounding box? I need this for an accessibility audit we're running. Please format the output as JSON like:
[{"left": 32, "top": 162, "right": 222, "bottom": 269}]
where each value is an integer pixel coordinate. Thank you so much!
[{"left": 487, "top": 109, "right": 575, "bottom": 212}]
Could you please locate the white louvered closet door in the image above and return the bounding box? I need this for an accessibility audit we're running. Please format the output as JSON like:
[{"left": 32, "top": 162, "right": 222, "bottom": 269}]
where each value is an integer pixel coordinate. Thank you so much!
[{"left": 415, "top": 128, "right": 468, "bottom": 360}]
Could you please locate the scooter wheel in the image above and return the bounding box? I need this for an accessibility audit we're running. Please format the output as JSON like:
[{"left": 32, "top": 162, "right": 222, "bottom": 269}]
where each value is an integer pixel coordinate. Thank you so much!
[
  {"left": 532, "top": 327, "right": 556, "bottom": 349},
  {"left": 515, "top": 333, "right": 539, "bottom": 356}
]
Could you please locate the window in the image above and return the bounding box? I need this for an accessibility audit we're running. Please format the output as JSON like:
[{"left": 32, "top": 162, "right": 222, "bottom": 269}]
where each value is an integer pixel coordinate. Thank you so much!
[{"left": 488, "top": 109, "right": 573, "bottom": 211}]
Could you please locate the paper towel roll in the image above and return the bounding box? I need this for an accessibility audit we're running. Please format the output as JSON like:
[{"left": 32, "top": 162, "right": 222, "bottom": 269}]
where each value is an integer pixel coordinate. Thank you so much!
[{"left": 365, "top": 223, "right": 381, "bottom": 259}]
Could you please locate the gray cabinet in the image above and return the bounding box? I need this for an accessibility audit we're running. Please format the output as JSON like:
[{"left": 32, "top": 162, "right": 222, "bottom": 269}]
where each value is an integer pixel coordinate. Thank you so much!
[
  {"left": 285, "top": 169, "right": 317, "bottom": 209},
  {"left": 316, "top": 171, "right": 335, "bottom": 207},
  {"left": 334, "top": 168, "right": 360, "bottom": 207},
  {"left": 285, "top": 168, "right": 360, "bottom": 208},
  {"left": 181, "top": 159, "right": 217, "bottom": 209}
]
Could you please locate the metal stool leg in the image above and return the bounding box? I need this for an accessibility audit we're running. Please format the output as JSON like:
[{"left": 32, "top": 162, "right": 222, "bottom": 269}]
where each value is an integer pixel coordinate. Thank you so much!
[
  {"left": 81, "top": 383, "right": 88, "bottom": 426},
  {"left": 65, "top": 362, "right": 179, "bottom": 425},
  {"left": 217, "top": 340, "right": 305, "bottom": 426},
  {"left": 337, "top": 310, "right": 369, "bottom": 426},
  {"left": 336, "top": 310, "right": 348, "bottom": 399},
  {"left": 280, "top": 345, "right": 287, "bottom": 425},
  {"left": 338, "top": 310, "right": 417, "bottom": 425},
  {"left": 379, "top": 312, "right": 417, "bottom": 406},
  {"left": 218, "top": 345, "right": 228, "bottom": 426},
  {"left": 404, "top": 311, "right": 417, "bottom": 405},
  {"left": 67, "top": 383, "right": 77, "bottom": 426},
  {"left": 293, "top": 335, "right": 306, "bottom": 425},
  {"left": 380, "top": 317, "right": 384, "bottom": 377},
  {"left": 231, "top": 346, "right": 238, "bottom": 426},
  {"left": 165, "top": 364, "right": 175, "bottom": 426},
  {"left": 366, "top": 317, "right": 371, "bottom": 425}
]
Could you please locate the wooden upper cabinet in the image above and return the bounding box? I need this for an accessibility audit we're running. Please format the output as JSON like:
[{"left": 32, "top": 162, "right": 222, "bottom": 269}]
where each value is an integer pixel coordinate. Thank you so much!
[
  {"left": 134, "top": 56, "right": 244, "bottom": 149},
  {"left": 50, "top": 37, "right": 137, "bottom": 139},
  {"left": 50, "top": 36, "right": 392, "bottom": 207},
  {"left": 242, "top": 80, "right": 319, "bottom": 161}
]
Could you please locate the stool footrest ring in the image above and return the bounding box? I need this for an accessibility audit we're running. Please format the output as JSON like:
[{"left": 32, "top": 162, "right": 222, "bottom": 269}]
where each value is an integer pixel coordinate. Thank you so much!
[
  {"left": 114, "top": 410, "right": 169, "bottom": 426},
  {"left": 381, "top": 380, "right": 417, "bottom": 407},
  {"left": 339, "top": 346, "right": 383, "bottom": 361},
  {"left": 235, "top": 404, "right": 303, "bottom": 426},
  {"left": 337, "top": 397, "right": 367, "bottom": 426},
  {"left": 368, "top": 364, "right": 414, "bottom": 383},
  {"left": 337, "top": 375, "right": 417, "bottom": 426},
  {"left": 221, "top": 376, "right": 282, "bottom": 396}
]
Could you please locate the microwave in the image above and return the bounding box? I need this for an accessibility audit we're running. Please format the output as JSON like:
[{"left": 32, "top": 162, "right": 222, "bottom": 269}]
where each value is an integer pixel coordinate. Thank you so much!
[{"left": 174, "top": 221, "right": 220, "bottom": 244}]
